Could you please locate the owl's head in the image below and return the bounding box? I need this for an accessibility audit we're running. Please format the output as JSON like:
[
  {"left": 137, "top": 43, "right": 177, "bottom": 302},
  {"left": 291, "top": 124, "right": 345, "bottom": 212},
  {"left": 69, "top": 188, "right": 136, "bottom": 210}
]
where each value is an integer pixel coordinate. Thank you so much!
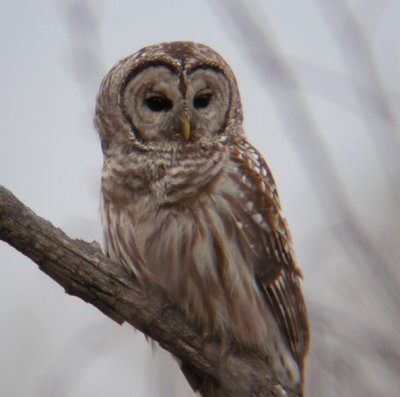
[{"left": 96, "top": 42, "right": 243, "bottom": 154}]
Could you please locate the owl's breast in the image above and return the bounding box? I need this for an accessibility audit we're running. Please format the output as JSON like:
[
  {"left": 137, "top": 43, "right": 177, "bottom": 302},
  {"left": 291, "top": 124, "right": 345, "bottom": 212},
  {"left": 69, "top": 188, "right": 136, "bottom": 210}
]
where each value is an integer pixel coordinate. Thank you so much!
[
  {"left": 130, "top": 180, "right": 281, "bottom": 347},
  {"left": 101, "top": 165, "right": 292, "bottom": 371}
]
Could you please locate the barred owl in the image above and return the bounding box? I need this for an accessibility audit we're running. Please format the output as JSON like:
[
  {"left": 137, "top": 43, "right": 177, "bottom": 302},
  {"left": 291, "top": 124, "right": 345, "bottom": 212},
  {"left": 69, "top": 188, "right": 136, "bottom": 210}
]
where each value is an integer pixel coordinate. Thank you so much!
[{"left": 96, "top": 41, "right": 309, "bottom": 396}]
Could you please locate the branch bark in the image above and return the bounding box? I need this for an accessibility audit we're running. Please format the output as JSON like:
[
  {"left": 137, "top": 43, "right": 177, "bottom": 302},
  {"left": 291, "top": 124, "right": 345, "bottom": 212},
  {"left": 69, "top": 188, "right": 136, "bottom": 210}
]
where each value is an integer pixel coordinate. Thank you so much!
[{"left": 0, "top": 185, "right": 298, "bottom": 397}]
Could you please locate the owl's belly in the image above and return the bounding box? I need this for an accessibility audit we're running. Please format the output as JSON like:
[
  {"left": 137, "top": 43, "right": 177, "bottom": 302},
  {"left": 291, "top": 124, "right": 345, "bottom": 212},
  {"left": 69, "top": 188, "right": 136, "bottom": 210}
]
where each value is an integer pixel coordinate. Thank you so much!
[
  {"left": 129, "top": 193, "right": 272, "bottom": 345},
  {"left": 102, "top": 190, "right": 300, "bottom": 386}
]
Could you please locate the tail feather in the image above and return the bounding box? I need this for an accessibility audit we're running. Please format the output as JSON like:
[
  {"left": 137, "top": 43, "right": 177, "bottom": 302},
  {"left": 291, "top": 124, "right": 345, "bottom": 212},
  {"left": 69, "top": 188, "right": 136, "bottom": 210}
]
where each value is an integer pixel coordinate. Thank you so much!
[{"left": 180, "top": 361, "right": 227, "bottom": 397}]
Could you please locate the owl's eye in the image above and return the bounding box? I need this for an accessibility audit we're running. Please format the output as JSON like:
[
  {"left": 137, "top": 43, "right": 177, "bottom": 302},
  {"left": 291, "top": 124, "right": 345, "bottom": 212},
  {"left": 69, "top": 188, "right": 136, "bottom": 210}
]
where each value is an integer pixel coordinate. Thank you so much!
[
  {"left": 145, "top": 95, "right": 172, "bottom": 112},
  {"left": 193, "top": 92, "right": 212, "bottom": 109}
]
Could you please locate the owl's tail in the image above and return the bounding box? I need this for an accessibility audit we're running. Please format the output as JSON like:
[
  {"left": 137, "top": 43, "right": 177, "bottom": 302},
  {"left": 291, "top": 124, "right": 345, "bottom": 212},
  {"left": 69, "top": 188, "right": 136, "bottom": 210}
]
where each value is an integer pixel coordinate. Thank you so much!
[
  {"left": 180, "top": 361, "right": 227, "bottom": 397},
  {"left": 180, "top": 360, "right": 303, "bottom": 397},
  {"left": 200, "top": 382, "right": 227, "bottom": 397}
]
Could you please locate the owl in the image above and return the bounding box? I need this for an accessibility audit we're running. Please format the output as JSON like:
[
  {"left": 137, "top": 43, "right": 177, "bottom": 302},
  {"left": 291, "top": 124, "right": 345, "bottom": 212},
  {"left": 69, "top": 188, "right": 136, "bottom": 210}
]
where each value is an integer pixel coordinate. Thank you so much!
[{"left": 95, "top": 42, "right": 309, "bottom": 396}]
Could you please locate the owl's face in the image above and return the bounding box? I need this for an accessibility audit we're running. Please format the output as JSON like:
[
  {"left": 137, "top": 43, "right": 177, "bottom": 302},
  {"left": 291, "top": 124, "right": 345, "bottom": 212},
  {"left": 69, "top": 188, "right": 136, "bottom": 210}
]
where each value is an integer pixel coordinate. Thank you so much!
[
  {"left": 96, "top": 42, "right": 244, "bottom": 153},
  {"left": 122, "top": 65, "right": 230, "bottom": 143}
]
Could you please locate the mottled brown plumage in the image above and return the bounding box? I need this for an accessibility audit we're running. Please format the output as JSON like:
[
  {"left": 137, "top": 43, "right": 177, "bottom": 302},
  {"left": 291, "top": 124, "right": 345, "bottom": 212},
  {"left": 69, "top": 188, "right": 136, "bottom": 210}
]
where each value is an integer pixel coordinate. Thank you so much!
[{"left": 96, "top": 41, "right": 309, "bottom": 396}]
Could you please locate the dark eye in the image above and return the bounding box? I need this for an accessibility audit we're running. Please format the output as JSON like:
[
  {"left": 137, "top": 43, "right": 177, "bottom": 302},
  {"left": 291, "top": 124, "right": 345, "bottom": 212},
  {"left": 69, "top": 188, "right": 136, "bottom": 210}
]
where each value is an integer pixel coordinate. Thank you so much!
[
  {"left": 193, "top": 92, "right": 212, "bottom": 109},
  {"left": 145, "top": 96, "right": 172, "bottom": 112}
]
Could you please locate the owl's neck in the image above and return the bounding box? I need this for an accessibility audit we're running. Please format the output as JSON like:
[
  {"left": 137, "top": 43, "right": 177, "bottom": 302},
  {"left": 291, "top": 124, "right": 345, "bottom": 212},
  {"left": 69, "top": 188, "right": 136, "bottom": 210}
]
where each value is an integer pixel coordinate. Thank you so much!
[{"left": 102, "top": 143, "right": 226, "bottom": 208}]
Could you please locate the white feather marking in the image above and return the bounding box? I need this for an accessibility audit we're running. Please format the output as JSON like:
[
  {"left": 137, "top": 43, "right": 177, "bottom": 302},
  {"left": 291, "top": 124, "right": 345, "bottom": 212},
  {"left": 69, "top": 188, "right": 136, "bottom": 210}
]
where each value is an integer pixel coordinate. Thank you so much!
[
  {"left": 245, "top": 201, "right": 254, "bottom": 211},
  {"left": 261, "top": 167, "right": 268, "bottom": 176},
  {"left": 252, "top": 213, "right": 263, "bottom": 225},
  {"left": 260, "top": 221, "right": 271, "bottom": 232}
]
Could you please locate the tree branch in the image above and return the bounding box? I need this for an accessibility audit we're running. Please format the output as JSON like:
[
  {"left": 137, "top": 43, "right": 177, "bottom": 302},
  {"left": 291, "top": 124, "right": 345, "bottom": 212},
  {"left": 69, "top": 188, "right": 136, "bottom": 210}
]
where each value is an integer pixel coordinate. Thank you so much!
[{"left": 0, "top": 185, "right": 298, "bottom": 397}]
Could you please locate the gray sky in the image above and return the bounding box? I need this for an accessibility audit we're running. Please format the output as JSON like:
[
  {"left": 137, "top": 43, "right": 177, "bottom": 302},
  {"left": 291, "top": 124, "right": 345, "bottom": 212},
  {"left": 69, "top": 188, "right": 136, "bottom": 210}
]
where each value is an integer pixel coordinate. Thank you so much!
[{"left": 1, "top": 1, "right": 399, "bottom": 396}]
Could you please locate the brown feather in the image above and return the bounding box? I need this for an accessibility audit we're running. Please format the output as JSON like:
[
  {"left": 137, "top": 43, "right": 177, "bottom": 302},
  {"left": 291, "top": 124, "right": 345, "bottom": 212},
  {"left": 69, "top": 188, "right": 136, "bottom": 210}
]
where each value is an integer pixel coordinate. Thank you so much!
[{"left": 96, "top": 41, "right": 309, "bottom": 395}]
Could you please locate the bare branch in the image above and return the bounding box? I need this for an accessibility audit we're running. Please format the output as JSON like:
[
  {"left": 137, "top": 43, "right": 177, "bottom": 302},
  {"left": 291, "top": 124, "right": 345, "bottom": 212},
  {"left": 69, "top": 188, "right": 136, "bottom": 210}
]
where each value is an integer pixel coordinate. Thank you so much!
[{"left": 0, "top": 185, "right": 299, "bottom": 397}]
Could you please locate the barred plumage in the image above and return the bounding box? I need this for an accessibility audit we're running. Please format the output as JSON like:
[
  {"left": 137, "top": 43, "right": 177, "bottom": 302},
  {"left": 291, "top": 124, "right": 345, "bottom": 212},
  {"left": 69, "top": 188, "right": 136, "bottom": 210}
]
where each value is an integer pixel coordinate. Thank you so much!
[{"left": 96, "top": 41, "right": 309, "bottom": 396}]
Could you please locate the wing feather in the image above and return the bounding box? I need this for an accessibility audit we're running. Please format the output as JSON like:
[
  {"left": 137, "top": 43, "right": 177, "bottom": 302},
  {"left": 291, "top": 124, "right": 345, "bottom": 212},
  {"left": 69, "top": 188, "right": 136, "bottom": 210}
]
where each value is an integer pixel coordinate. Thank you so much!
[{"left": 231, "top": 141, "right": 310, "bottom": 367}]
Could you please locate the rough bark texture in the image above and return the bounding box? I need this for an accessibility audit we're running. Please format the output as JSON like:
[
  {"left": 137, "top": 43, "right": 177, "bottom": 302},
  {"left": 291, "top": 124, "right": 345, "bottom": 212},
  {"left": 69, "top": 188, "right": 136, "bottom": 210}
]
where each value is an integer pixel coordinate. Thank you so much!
[{"left": 0, "top": 185, "right": 299, "bottom": 397}]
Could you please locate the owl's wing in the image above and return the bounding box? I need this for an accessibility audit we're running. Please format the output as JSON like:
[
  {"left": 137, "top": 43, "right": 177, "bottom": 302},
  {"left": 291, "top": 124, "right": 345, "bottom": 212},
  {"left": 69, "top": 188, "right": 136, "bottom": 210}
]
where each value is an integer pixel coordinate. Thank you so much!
[{"left": 230, "top": 141, "right": 309, "bottom": 365}]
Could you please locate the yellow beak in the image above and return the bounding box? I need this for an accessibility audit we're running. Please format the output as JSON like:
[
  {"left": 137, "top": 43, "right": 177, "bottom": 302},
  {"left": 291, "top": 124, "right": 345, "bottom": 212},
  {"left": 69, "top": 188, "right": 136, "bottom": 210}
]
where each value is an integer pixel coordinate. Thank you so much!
[{"left": 182, "top": 118, "right": 190, "bottom": 141}]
